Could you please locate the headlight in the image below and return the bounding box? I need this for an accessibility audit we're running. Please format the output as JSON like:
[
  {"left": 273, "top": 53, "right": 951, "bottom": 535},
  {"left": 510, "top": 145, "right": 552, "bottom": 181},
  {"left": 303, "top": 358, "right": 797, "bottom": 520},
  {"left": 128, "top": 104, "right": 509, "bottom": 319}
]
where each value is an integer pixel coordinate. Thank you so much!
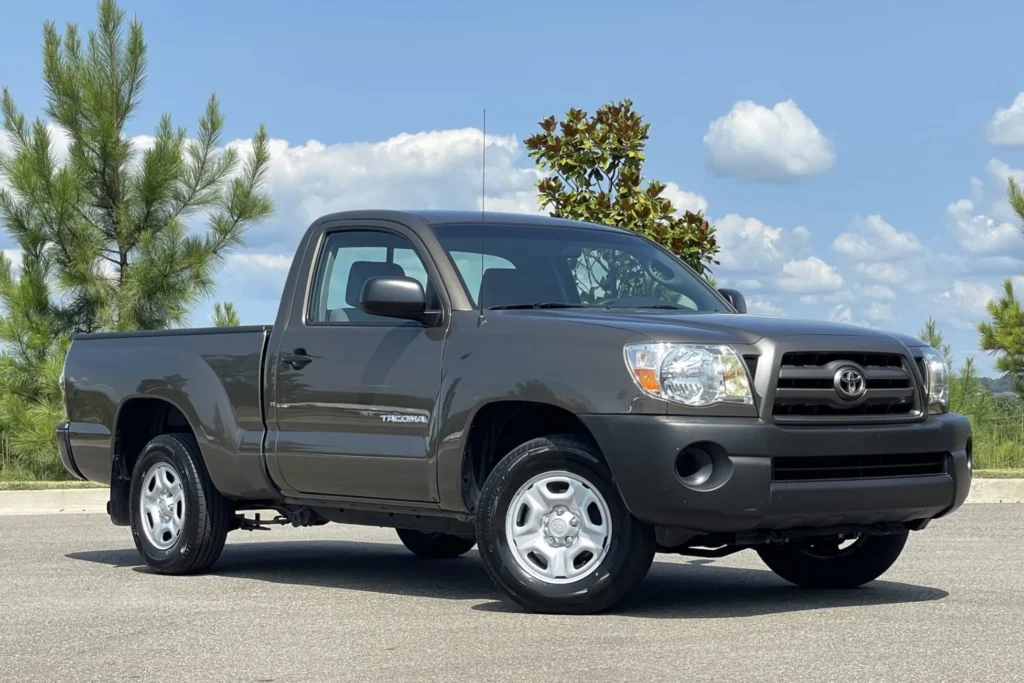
[
  {"left": 624, "top": 343, "right": 753, "bottom": 407},
  {"left": 920, "top": 347, "right": 949, "bottom": 414}
]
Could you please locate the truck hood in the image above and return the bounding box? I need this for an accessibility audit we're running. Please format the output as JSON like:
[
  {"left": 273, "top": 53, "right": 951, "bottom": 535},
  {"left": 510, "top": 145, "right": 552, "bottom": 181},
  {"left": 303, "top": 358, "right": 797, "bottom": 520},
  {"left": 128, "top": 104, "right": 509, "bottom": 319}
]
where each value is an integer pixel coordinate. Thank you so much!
[{"left": 496, "top": 309, "right": 926, "bottom": 347}]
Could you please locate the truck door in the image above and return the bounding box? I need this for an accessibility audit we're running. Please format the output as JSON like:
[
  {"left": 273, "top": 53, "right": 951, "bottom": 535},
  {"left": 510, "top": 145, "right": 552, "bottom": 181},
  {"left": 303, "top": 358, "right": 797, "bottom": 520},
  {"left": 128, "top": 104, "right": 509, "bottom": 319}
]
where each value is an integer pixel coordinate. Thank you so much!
[{"left": 265, "top": 222, "right": 447, "bottom": 502}]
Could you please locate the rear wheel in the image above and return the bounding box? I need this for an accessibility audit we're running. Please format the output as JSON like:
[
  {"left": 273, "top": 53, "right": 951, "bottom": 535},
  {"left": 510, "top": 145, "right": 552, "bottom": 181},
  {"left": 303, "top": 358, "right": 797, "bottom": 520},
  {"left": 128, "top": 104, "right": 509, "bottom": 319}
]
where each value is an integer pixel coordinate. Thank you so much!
[
  {"left": 475, "top": 435, "right": 655, "bottom": 614},
  {"left": 129, "top": 434, "right": 233, "bottom": 574},
  {"left": 396, "top": 529, "right": 476, "bottom": 559},
  {"left": 756, "top": 531, "right": 910, "bottom": 589}
]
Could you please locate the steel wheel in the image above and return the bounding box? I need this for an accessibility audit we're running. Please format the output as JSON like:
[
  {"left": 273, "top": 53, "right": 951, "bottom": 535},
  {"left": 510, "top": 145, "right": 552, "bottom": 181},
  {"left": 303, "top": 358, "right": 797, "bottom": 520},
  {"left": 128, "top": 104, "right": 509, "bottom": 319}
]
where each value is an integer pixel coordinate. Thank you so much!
[
  {"left": 504, "top": 470, "right": 612, "bottom": 584},
  {"left": 139, "top": 461, "right": 186, "bottom": 551}
]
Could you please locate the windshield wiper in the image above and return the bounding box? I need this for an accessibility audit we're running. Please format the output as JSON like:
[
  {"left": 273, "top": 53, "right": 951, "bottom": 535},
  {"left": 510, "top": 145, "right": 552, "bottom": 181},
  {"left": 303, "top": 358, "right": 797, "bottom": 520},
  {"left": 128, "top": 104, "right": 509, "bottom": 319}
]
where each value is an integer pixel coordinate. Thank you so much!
[
  {"left": 486, "top": 302, "right": 587, "bottom": 310},
  {"left": 627, "top": 304, "right": 685, "bottom": 310}
]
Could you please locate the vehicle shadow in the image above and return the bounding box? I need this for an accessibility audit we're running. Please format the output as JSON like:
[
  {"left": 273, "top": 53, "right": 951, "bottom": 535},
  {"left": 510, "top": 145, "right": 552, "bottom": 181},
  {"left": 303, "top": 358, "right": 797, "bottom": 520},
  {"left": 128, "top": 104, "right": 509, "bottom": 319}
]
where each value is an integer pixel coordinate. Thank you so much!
[{"left": 67, "top": 540, "right": 948, "bottom": 618}]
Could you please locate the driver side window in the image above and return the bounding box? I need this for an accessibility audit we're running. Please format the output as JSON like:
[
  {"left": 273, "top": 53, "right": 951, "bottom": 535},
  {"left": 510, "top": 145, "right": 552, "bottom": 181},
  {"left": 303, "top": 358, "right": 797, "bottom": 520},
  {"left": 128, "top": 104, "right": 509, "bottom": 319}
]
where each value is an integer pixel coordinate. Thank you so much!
[{"left": 308, "top": 230, "right": 433, "bottom": 324}]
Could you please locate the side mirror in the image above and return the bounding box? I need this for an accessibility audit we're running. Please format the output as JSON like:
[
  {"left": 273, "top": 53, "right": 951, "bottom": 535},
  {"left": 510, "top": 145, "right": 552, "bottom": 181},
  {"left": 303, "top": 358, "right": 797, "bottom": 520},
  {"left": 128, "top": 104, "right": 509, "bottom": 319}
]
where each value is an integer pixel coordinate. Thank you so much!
[
  {"left": 360, "top": 276, "right": 439, "bottom": 324},
  {"left": 718, "top": 288, "right": 747, "bottom": 314}
]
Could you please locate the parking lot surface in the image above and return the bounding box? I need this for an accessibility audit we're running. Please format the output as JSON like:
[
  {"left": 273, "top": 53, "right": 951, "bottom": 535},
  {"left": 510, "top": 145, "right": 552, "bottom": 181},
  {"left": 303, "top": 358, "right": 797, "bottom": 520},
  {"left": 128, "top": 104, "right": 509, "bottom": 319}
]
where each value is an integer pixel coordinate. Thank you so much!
[{"left": 1, "top": 504, "right": 1021, "bottom": 682}]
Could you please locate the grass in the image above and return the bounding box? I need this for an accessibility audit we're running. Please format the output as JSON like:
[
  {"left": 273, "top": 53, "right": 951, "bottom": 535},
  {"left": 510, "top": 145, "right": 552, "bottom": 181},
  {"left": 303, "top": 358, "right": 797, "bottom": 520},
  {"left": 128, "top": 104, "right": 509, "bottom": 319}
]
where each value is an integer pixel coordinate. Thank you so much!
[{"left": 0, "top": 480, "right": 107, "bottom": 491}]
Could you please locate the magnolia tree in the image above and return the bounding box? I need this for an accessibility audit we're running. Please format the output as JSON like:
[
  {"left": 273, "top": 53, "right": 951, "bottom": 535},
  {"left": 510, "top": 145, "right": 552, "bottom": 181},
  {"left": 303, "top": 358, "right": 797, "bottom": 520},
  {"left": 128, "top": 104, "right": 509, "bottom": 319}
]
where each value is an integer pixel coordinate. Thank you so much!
[{"left": 524, "top": 99, "right": 719, "bottom": 279}]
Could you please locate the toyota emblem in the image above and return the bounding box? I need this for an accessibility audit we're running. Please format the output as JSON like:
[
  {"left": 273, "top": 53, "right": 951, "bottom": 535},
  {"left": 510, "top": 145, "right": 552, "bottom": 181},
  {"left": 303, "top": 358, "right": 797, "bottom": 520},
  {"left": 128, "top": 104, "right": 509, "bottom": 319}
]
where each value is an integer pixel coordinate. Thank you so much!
[{"left": 834, "top": 367, "right": 867, "bottom": 401}]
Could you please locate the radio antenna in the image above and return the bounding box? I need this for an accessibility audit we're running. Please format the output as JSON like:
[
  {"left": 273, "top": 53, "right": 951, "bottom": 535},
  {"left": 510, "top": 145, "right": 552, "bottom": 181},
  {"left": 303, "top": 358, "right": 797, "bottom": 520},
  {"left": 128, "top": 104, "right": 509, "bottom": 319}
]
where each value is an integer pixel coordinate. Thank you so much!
[
  {"left": 481, "top": 108, "right": 486, "bottom": 221},
  {"left": 479, "top": 109, "right": 486, "bottom": 318}
]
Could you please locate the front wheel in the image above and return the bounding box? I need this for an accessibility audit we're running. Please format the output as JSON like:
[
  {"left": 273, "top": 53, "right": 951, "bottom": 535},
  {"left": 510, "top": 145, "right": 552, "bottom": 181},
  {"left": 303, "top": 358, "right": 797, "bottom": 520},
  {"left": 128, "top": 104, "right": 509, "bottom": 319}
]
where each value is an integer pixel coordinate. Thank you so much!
[
  {"left": 756, "top": 531, "right": 910, "bottom": 589},
  {"left": 475, "top": 435, "right": 656, "bottom": 614}
]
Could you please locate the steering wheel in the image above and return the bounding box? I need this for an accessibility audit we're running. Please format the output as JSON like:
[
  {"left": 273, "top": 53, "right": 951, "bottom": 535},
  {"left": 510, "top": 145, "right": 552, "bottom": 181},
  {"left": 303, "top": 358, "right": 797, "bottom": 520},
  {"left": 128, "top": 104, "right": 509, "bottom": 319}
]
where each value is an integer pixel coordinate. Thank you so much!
[{"left": 643, "top": 252, "right": 681, "bottom": 286}]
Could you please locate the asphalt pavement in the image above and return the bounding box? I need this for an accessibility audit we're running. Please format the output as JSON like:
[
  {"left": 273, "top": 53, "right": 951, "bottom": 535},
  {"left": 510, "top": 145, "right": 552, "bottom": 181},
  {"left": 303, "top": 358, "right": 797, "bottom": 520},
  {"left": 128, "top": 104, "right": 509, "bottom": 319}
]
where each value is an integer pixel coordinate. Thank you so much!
[{"left": 1, "top": 505, "right": 1021, "bottom": 683}]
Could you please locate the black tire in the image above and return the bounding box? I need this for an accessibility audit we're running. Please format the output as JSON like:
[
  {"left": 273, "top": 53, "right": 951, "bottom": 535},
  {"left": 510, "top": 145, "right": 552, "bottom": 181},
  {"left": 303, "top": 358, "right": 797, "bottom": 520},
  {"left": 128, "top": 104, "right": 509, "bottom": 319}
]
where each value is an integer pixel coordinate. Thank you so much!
[
  {"left": 475, "top": 435, "right": 656, "bottom": 615},
  {"left": 129, "top": 433, "right": 233, "bottom": 575},
  {"left": 396, "top": 529, "right": 476, "bottom": 559},
  {"left": 756, "top": 531, "right": 910, "bottom": 589}
]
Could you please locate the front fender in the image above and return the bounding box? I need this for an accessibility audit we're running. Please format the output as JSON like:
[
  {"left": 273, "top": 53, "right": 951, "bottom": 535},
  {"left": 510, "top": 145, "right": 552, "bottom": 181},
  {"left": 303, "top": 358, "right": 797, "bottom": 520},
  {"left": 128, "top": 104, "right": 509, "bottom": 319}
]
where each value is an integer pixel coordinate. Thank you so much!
[{"left": 432, "top": 312, "right": 660, "bottom": 511}]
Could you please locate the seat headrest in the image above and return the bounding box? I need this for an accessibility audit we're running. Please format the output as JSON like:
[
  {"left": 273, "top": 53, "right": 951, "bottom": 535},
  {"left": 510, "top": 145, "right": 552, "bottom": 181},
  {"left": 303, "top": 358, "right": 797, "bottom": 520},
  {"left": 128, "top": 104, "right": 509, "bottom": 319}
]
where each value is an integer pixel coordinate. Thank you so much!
[{"left": 345, "top": 261, "right": 406, "bottom": 307}]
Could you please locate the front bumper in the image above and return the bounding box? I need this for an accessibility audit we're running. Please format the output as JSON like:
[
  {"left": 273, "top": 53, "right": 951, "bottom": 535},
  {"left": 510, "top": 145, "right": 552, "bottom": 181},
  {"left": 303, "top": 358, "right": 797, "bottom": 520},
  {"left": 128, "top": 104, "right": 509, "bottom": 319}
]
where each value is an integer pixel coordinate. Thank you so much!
[
  {"left": 56, "top": 422, "right": 86, "bottom": 481},
  {"left": 580, "top": 412, "right": 972, "bottom": 532}
]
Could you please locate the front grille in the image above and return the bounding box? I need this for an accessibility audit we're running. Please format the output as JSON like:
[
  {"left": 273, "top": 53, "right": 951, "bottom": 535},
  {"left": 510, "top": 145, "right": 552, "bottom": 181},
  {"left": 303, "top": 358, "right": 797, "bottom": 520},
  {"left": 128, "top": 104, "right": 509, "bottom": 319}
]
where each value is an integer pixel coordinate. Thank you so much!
[
  {"left": 772, "top": 452, "right": 947, "bottom": 482},
  {"left": 771, "top": 351, "right": 919, "bottom": 422}
]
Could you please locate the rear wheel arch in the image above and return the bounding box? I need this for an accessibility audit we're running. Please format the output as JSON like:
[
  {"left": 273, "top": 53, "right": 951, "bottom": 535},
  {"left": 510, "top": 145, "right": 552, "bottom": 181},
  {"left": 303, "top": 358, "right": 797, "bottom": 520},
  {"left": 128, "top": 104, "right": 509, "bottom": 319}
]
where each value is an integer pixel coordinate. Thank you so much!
[{"left": 108, "top": 396, "right": 206, "bottom": 525}]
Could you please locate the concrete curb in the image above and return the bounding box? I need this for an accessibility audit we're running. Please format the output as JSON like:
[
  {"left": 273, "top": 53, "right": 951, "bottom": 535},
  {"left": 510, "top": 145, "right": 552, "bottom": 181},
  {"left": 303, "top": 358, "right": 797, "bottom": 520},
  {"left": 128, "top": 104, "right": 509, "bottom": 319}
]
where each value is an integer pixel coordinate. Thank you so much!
[
  {"left": 967, "top": 478, "right": 1024, "bottom": 504},
  {"left": 0, "top": 488, "right": 108, "bottom": 516},
  {"left": 0, "top": 479, "right": 1022, "bottom": 516}
]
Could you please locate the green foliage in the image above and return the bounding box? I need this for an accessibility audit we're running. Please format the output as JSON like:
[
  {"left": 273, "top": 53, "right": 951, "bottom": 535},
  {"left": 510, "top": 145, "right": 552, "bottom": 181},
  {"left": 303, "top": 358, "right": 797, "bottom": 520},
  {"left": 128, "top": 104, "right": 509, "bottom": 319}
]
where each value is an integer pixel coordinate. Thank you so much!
[
  {"left": 919, "top": 317, "right": 953, "bottom": 374},
  {"left": 0, "top": 0, "right": 272, "bottom": 479},
  {"left": 524, "top": 99, "right": 719, "bottom": 275},
  {"left": 212, "top": 301, "right": 240, "bottom": 327},
  {"left": 923, "top": 318, "right": 1024, "bottom": 471},
  {"left": 978, "top": 179, "right": 1024, "bottom": 398},
  {"left": 978, "top": 280, "right": 1024, "bottom": 395}
]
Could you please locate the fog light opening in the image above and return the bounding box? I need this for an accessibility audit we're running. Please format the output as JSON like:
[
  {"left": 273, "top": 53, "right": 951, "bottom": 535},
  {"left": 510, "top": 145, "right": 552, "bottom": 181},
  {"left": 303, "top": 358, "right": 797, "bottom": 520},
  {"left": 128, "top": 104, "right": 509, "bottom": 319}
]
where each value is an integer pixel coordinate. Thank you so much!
[{"left": 676, "top": 448, "right": 714, "bottom": 487}]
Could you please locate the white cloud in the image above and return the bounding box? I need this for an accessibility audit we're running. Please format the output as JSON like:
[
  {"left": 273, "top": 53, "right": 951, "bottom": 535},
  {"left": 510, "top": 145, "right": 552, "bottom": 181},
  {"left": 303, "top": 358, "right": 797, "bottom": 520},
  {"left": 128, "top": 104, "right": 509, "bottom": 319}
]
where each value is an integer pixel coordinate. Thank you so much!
[
  {"left": 736, "top": 278, "right": 762, "bottom": 290},
  {"left": 828, "top": 304, "right": 853, "bottom": 324},
  {"left": 937, "top": 281, "right": 997, "bottom": 316},
  {"left": 703, "top": 100, "right": 835, "bottom": 182},
  {"left": 713, "top": 213, "right": 811, "bottom": 274},
  {"left": 225, "top": 128, "right": 543, "bottom": 252},
  {"left": 985, "top": 157, "right": 1024, "bottom": 185},
  {"left": 946, "top": 198, "right": 1020, "bottom": 256},
  {"left": 857, "top": 284, "right": 896, "bottom": 301},
  {"left": 662, "top": 182, "right": 708, "bottom": 215},
  {"left": 219, "top": 252, "right": 293, "bottom": 302},
  {"left": 746, "top": 296, "right": 784, "bottom": 316},
  {"left": 865, "top": 302, "right": 892, "bottom": 321},
  {"left": 833, "top": 215, "right": 923, "bottom": 261},
  {"left": 987, "top": 93, "right": 1024, "bottom": 147},
  {"left": 226, "top": 253, "right": 291, "bottom": 272},
  {"left": 1, "top": 248, "right": 22, "bottom": 271},
  {"left": 778, "top": 256, "right": 843, "bottom": 293},
  {"left": 855, "top": 262, "right": 910, "bottom": 284}
]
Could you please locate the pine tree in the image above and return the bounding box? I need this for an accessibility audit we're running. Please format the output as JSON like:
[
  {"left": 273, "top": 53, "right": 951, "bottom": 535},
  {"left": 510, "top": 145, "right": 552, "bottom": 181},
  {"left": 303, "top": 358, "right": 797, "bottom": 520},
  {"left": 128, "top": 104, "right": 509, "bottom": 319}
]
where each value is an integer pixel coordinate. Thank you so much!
[
  {"left": 979, "top": 178, "right": 1024, "bottom": 396},
  {"left": 212, "top": 301, "right": 240, "bottom": 327},
  {"left": 0, "top": 0, "right": 273, "bottom": 478}
]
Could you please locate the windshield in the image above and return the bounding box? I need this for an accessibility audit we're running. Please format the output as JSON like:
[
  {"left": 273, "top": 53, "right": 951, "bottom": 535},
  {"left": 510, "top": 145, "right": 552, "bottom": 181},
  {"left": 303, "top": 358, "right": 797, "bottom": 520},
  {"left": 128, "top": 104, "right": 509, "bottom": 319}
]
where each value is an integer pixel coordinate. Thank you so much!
[{"left": 431, "top": 223, "right": 731, "bottom": 313}]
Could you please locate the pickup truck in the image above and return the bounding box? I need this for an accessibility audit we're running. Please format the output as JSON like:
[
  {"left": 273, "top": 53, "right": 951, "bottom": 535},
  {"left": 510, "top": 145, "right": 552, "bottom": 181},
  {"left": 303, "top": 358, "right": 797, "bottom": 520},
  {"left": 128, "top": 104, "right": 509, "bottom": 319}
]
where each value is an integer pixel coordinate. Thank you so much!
[{"left": 57, "top": 209, "right": 972, "bottom": 614}]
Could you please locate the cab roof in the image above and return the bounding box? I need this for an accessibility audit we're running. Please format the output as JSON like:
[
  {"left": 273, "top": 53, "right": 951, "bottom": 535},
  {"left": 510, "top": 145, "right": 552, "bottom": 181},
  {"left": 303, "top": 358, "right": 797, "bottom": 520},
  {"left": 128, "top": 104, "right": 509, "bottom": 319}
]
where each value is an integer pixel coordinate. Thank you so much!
[{"left": 312, "top": 209, "right": 630, "bottom": 234}]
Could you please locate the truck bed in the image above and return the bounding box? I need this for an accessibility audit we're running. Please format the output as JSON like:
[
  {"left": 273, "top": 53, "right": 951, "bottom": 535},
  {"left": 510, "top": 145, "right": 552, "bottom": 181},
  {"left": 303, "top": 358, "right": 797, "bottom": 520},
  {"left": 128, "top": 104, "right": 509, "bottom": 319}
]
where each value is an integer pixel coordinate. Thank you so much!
[{"left": 62, "top": 325, "right": 274, "bottom": 497}]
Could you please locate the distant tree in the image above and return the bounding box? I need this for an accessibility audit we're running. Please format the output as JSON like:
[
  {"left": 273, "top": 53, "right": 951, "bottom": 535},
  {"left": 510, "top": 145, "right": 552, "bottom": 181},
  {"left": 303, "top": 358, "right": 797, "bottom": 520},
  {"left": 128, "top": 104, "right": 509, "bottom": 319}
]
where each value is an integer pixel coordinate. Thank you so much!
[
  {"left": 979, "top": 178, "right": 1024, "bottom": 397},
  {"left": 920, "top": 318, "right": 982, "bottom": 416},
  {"left": 920, "top": 317, "right": 953, "bottom": 374},
  {"left": 212, "top": 302, "right": 240, "bottom": 327},
  {"left": 977, "top": 375, "right": 1016, "bottom": 394},
  {"left": 524, "top": 99, "right": 719, "bottom": 277},
  {"left": 0, "top": 0, "right": 272, "bottom": 478}
]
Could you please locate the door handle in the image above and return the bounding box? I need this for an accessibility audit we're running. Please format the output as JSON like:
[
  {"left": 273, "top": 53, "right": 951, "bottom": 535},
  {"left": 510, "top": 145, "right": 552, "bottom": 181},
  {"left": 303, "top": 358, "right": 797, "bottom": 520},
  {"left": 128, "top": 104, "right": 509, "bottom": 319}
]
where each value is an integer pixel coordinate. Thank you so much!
[{"left": 281, "top": 349, "right": 313, "bottom": 369}]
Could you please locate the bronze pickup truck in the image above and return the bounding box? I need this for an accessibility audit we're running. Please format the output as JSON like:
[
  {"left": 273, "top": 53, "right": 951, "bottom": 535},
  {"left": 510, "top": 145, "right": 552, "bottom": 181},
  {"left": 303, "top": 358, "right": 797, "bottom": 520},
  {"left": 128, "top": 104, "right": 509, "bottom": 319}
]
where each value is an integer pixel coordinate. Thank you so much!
[{"left": 57, "top": 210, "right": 972, "bottom": 614}]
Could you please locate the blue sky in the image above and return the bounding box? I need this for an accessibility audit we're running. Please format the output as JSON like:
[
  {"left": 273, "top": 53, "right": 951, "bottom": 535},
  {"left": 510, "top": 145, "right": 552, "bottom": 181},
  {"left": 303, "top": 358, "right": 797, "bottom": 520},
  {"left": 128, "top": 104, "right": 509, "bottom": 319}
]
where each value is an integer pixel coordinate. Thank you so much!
[{"left": 3, "top": 1, "right": 1024, "bottom": 374}]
